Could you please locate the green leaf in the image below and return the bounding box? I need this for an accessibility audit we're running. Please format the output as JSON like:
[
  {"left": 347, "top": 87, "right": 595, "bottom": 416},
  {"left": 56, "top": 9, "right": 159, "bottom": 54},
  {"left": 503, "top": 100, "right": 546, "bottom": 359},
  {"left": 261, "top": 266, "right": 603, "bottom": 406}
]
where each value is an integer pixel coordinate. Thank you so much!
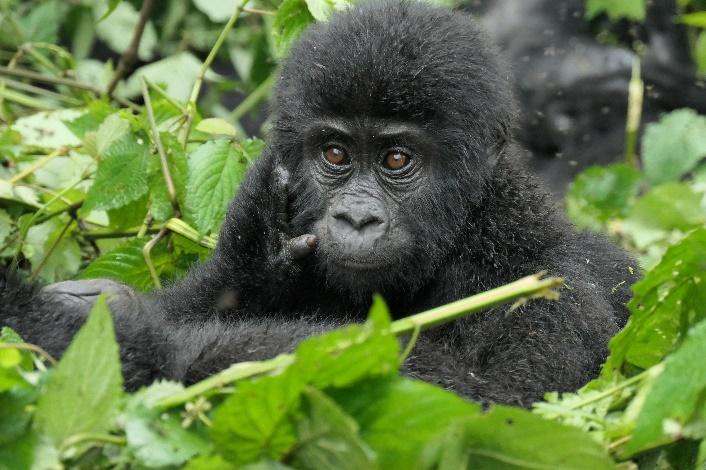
[
  {"left": 295, "top": 296, "right": 399, "bottom": 389},
  {"left": 432, "top": 406, "right": 614, "bottom": 470},
  {"left": 192, "top": 0, "right": 239, "bottom": 22},
  {"left": 680, "top": 12, "right": 706, "bottom": 28},
  {"left": 0, "top": 209, "right": 12, "bottom": 247},
  {"left": 184, "top": 139, "right": 253, "bottom": 235},
  {"left": 304, "top": 0, "right": 352, "bottom": 21},
  {"left": 642, "top": 109, "right": 706, "bottom": 185},
  {"left": 63, "top": 100, "right": 114, "bottom": 139},
  {"left": 79, "top": 238, "right": 172, "bottom": 292},
  {"left": 602, "top": 228, "right": 706, "bottom": 376},
  {"left": 13, "top": 109, "right": 82, "bottom": 148},
  {"left": 329, "top": 378, "right": 480, "bottom": 469},
  {"left": 97, "top": 0, "right": 123, "bottom": 21},
  {"left": 34, "top": 296, "right": 123, "bottom": 446},
  {"left": 210, "top": 369, "right": 306, "bottom": 464},
  {"left": 19, "top": 0, "right": 61, "bottom": 43},
  {"left": 126, "top": 403, "right": 209, "bottom": 467},
  {"left": 586, "top": 0, "right": 646, "bottom": 21},
  {"left": 625, "top": 319, "right": 706, "bottom": 454},
  {"left": 95, "top": 113, "right": 130, "bottom": 157},
  {"left": 291, "top": 388, "right": 376, "bottom": 469},
  {"left": 0, "top": 388, "right": 36, "bottom": 446},
  {"left": 696, "top": 31, "right": 706, "bottom": 77},
  {"left": 566, "top": 164, "right": 641, "bottom": 231},
  {"left": 196, "top": 118, "right": 237, "bottom": 138},
  {"left": 272, "top": 0, "right": 315, "bottom": 57},
  {"left": 622, "top": 183, "right": 706, "bottom": 250},
  {"left": 22, "top": 217, "right": 81, "bottom": 283},
  {"left": 81, "top": 135, "right": 152, "bottom": 213},
  {"left": 123, "top": 52, "right": 219, "bottom": 101}
]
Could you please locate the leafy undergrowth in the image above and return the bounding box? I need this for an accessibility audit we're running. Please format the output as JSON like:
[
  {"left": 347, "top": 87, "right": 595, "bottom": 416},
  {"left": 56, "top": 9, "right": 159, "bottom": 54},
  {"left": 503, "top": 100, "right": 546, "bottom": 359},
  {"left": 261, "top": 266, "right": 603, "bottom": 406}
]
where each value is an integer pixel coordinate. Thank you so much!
[{"left": 2, "top": 0, "right": 706, "bottom": 468}]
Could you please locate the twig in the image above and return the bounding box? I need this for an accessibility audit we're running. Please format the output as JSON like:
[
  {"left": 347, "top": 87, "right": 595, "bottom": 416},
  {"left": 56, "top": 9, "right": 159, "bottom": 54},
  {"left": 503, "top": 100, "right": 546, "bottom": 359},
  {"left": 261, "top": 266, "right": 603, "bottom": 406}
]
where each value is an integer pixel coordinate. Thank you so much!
[
  {"left": 141, "top": 78, "right": 180, "bottom": 216},
  {"left": 231, "top": 73, "right": 275, "bottom": 123},
  {"left": 0, "top": 77, "right": 82, "bottom": 105},
  {"left": 158, "top": 273, "right": 564, "bottom": 408},
  {"left": 29, "top": 217, "right": 73, "bottom": 283},
  {"left": 165, "top": 218, "right": 217, "bottom": 249},
  {"left": 624, "top": 58, "right": 644, "bottom": 168},
  {"left": 0, "top": 65, "right": 139, "bottom": 110},
  {"left": 143, "top": 227, "right": 168, "bottom": 288},
  {"left": 0, "top": 342, "right": 57, "bottom": 365},
  {"left": 9, "top": 146, "right": 69, "bottom": 184},
  {"left": 107, "top": 0, "right": 155, "bottom": 96},
  {"left": 180, "top": 0, "right": 251, "bottom": 146},
  {"left": 243, "top": 7, "right": 275, "bottom": 16},
  {"left": 83, "top": 226, "right": 161, "bottom": 240},
  {"left": 144, "top": 77, "right": 187, "bottom": 114}
]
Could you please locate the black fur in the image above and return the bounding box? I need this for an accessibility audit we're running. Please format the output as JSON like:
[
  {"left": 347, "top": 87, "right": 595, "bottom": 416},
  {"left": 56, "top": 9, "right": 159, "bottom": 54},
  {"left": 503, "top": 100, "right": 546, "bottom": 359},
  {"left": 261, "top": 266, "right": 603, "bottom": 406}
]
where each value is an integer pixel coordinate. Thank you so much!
[{"left": 0, "top": 1, "right": 637, "bottom": 406}]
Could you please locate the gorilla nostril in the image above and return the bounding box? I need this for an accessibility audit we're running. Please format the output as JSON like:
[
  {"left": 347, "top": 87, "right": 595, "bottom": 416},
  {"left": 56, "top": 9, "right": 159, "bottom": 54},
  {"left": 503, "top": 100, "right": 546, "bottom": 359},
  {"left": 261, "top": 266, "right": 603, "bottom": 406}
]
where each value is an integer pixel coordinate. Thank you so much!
[{"left": 334, "top": 211, "right": 382, "bottom": 230}]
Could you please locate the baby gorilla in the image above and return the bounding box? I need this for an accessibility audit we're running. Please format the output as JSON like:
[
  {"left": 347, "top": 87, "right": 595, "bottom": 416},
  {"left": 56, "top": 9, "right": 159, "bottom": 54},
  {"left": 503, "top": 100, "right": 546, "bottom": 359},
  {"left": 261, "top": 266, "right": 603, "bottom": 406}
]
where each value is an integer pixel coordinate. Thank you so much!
[{"left": 0, "top": 0, "right": 637, "bottom": 406}]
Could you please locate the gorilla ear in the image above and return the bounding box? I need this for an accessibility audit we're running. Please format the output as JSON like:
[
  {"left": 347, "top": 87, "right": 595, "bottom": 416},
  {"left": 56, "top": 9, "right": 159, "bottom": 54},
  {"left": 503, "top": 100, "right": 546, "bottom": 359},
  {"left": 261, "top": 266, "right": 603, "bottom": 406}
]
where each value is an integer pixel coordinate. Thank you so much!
[{"left": 487, "top": 123, "right": 511, "bottom": 167}]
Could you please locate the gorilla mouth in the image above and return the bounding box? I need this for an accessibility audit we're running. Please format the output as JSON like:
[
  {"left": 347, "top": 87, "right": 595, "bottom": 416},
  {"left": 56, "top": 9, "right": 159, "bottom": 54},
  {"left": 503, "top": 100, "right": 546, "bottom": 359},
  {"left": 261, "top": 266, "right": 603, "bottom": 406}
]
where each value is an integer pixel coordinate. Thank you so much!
[{"left": 332, "top": 257, "right": 384, "bottom": 270}]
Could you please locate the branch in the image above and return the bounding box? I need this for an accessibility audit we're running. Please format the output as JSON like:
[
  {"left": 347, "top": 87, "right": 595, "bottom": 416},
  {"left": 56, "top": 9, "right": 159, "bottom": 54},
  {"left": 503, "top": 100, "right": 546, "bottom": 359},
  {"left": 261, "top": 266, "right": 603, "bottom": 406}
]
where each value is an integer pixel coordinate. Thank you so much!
[
  {"left": 141, "top": 78, "right": 180, "bottom": 216},
  {"left": 158, "top": 273, "right": 564, "bottom": 408},
  {"left": 107, "top": 0, "right": 155, "bottom": 97},
  {"left": 180, "top": 0, "right": 251, "bottom": 146}
]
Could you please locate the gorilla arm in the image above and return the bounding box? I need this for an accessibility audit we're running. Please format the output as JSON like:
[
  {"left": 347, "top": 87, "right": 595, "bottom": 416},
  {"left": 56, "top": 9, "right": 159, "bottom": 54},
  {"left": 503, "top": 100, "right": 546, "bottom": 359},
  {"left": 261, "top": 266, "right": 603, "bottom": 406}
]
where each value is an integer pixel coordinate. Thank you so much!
[{"left": 0, "top": 153, "right": 329, "bottom": 390}]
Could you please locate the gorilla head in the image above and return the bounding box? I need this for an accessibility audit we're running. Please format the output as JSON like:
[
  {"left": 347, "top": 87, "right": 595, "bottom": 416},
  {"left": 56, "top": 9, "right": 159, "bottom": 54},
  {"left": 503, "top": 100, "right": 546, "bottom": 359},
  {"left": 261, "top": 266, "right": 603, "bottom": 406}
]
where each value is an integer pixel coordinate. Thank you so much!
[{"left": 269, "top": 1, "right": 516, "bottom": 297}]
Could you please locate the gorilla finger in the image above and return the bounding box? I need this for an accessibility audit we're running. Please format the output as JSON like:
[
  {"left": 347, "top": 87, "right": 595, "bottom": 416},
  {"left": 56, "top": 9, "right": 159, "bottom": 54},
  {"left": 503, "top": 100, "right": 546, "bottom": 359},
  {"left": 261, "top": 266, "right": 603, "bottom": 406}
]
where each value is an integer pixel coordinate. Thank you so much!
[
  {"left": 272, "top": 166, "right": 292, "bottom": 233},
  {"left": 287, "top": 234, "right": 318, "bottom": 259}
]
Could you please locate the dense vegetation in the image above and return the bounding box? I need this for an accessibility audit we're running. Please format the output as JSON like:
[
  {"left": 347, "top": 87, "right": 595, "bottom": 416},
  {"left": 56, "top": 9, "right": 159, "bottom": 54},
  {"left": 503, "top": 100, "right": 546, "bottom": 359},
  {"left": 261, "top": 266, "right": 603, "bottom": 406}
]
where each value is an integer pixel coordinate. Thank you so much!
[{"left": 1, "top": 0, "right": 706, "bottom": 468}]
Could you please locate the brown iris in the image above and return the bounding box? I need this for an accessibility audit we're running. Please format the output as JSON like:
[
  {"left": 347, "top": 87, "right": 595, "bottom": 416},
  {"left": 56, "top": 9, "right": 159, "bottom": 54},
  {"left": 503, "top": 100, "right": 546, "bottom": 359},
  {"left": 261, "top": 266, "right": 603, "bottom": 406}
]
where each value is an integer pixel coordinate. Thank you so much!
[
  {"left": 323, "top": 146, "right": 347, "bottom": 165},
  {"left": 384, "top": 151, "right": 410, "bottom": 170}
]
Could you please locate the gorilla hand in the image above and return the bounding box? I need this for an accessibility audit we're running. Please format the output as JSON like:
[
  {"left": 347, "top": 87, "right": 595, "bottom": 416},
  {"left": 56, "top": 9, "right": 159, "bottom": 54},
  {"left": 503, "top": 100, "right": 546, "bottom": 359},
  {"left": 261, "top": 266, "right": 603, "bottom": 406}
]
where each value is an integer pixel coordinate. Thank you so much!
[
  {"left": 40, "top": 278, "right": 146, "bottom": 317},
  {"left": 269, "top": 165, "right": 317, "bottom": 273}
]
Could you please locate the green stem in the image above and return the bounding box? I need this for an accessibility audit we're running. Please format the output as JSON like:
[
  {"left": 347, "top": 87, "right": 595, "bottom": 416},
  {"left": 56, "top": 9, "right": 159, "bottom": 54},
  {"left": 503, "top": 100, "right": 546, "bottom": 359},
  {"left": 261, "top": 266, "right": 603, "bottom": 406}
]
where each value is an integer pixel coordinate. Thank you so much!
[
  {"left": 231, "top": 73, "right": 275, "bottom": 123},
  {"left": 180, "top": 0, "right": 250, "bottom": 146},
  {"left": 391, "top": 272, "right": 562, "bottom": 335},
  {"left": 624, "top": 58, "right": 643, "bottom": 168},
  {"left": 165, "top": 218, "right": 217, "bottom": 249},
  {"left": 567, "top": 368, "right": 654, "bottom": 410},
  {"left": 141, "top": 78, "right": 180, "bottom": 216},
  {"left": 158, "top": 354, "right": 294, "bottom": 408},
  {"left": 158, "top": 273, "right": 563, "bottom": 409}
]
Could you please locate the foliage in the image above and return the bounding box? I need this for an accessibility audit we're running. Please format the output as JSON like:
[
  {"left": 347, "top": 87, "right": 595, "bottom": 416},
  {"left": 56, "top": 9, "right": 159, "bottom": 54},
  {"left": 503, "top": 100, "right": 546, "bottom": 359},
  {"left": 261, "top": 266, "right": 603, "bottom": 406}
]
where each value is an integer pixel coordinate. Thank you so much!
[{"left": 1, "top": 0, "right": 706, "bottom": 468}]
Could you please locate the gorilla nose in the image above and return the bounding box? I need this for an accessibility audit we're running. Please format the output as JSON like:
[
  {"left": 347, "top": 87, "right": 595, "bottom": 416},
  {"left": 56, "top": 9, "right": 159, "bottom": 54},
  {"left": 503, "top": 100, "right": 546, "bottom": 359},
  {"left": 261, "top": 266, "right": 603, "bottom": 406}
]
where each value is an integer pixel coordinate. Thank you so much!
[{"left": 333, "top": 210, "right": 383, "bottom": 230}]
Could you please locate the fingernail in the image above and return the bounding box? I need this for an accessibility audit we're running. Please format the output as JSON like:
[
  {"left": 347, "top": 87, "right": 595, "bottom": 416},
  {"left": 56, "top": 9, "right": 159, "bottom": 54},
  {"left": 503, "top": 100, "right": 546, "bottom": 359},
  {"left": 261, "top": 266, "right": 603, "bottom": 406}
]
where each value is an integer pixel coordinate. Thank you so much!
[{"left": 306, "top": 235, "right": 318, "bottom": 248}]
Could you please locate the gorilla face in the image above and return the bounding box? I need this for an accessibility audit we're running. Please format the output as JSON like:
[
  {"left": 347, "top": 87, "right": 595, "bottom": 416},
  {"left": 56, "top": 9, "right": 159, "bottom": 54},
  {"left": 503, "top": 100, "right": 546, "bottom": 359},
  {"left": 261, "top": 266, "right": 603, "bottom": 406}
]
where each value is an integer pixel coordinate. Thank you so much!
[
  {"left": 281, "top": 116, "right": 446, "bottom": 295},
  {"left": 301, "top": 118, "right": 431, "bottom": 272}
]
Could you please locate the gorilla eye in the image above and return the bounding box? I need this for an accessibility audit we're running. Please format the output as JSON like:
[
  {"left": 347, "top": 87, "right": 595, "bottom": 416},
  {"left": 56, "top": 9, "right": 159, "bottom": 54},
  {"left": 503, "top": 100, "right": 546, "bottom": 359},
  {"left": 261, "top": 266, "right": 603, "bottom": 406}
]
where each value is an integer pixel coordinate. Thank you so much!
[
  {"left": 383, "top": 151, "right": 410, "bottom": 171},
  {"left": 323, "top": 146, "right": 349, "bottom": 166}
]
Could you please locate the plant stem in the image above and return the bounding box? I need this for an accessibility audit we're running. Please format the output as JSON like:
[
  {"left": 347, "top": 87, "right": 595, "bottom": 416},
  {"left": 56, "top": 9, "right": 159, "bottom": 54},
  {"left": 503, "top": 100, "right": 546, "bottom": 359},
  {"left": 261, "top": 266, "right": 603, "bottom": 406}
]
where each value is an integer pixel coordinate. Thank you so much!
[
  {"left": 165, "top": 218, "right": 217, "bottom": 249},
  {"left": 0, "top": 65, "right": 139, "bottom": 110},
  {"left": 567, "top": 367, "right": 655, "bottom": 410},
  {"left": 390, "top": 273, "right": 562, "bottom": 335},
  {"left": 29, "top": 217, "right": 73, "bottom": 283},
  {"left": 9, "top": 146, "right": 69, "bottom": 184},
  {"left": 231, "top": 73, "right": 275, "bottom": 123},
  {"left": 143, "top": 227, "right": 168, "bottom": 288},
  {"left": 624, "top": 58, "right": 644, "bottom": 168},
  {"left": 107, "top": 0, "right": 155, "bottom": 96},
  {"left": 141, "top": 78, "right": 180, "bottom": 216},
  {"left": 180, "top": 0, "right": 250, "bottom": 146},
  {"left": 159, "top": 354, "right": 294, "bottom": 409},
  {"left": 158, "top": 273, "right": 564, "bottom": 409},
  {"left": 0, "top": 343, "right": 57, "bottom": 365}
]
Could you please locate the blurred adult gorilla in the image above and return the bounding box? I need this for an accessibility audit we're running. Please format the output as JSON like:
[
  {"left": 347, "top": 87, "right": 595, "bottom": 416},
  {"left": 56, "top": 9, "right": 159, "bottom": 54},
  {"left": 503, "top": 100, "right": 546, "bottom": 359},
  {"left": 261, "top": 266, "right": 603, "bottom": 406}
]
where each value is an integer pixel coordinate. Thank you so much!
[
  {"left": 469, "top": 0, "right": 706, "bottom": 194},
  {"left": 0, "top": 0, "right": 637, "bottom": 406}
]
